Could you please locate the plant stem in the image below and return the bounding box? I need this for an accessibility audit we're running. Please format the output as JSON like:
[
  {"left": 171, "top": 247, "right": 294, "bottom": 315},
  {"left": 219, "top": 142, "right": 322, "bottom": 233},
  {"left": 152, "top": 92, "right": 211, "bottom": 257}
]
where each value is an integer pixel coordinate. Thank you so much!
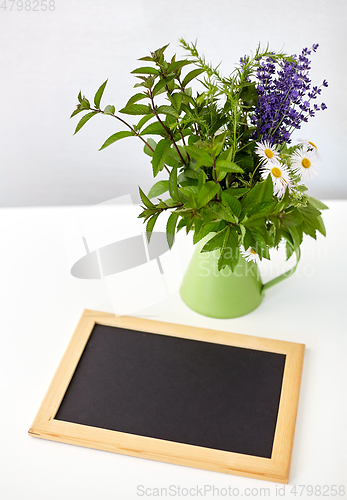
[
  {"left": 232, "top": 103, "right": 237, "bottom": 162},
  {"left": 158, "top": 70, "right": 188, "bottom": 149},
  {"left": 149, "top": 90, "right": 187, "bottom": 166},
  {"left": 250, "top": 161, "right": 262, "bottom": 187},
  {"left": 213, "top": 157, "right": 218, "bottom": 183},
  {"left": 93, "top": 107, "right": 171, "bottom": 175}
]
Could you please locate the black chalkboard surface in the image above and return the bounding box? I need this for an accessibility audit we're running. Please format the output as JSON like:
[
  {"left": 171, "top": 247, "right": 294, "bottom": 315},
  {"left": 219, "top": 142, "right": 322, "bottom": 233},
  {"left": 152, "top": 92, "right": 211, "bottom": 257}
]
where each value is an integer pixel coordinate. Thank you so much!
[
  {"left": 29, "top": 310, "right": 305, "bottom": 483},
  {"left": 56, "top": 324, "right": 285, "bottom": 459}
]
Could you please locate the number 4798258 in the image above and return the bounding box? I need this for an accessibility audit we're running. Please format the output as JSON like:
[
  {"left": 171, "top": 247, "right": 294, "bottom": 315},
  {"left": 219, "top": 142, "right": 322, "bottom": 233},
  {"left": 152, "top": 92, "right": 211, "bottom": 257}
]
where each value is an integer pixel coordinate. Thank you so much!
[
  {"left": 0, "top": 0, "right": 55, "bottom": 11},
  {"left": 290, "top": 485, "right": 346, "bottom": 496}
]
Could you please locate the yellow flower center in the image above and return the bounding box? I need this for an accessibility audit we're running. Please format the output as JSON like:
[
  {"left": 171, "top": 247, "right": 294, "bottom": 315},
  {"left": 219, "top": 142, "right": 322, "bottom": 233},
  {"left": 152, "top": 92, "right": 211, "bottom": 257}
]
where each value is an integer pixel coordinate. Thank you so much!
[
  {"left": 302, "top": 158, "right": 311, "bottom": 169},
  {"left": 265, "top": 148, "right": 274, "bottom": 159},
  {"left": 308, "top": 141, "right": 317, "bottom": 149},
  {"left": 271, "top": 166, "right": 282, "bottom": 178},
  {"left": 250, "top": 248, "right": 257, "bottom": 255}
]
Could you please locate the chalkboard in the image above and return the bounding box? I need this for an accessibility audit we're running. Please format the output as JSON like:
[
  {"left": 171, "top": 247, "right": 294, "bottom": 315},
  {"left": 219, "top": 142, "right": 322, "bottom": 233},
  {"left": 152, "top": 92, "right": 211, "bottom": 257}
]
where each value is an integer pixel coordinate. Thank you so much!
[{"left": 29, "top": 310, "right": 305, "bottom": 483}]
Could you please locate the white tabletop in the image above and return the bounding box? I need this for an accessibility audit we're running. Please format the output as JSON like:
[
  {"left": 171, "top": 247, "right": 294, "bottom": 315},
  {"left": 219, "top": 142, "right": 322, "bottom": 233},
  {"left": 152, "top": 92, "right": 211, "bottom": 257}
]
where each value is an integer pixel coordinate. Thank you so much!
[{"left": 1, "top": 201, "right": 346, "bottom": 500}]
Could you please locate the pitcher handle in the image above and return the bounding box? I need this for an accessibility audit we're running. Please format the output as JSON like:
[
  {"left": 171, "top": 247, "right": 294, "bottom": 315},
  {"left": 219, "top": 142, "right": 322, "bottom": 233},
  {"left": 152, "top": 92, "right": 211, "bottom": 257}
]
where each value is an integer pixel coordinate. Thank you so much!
[{"left": 261, "top": 246, "right": 301, "bottom": 293}]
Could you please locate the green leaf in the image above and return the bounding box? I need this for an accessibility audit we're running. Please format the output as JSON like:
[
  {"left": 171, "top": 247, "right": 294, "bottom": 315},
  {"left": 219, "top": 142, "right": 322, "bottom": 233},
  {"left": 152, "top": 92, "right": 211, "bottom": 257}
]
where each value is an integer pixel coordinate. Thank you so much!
[
  {"left": 139, "top": 187, "right": 155, "bottom": 209},
  {"left": 131, "top": 66, "right": 160, "bottom": 75},
  {"left": 153, "top": 43, "right": 170, "bottom": 59},
  {"left": 240, "top": 82, "right": 258, "bottom": 104},
  {"left": 197, "top": 181, "right": 220, "bottom": 208},
  {"left": 243, "top": 228, "right": 254, "bottom": 251},
  {"left": 70, "top": 107, "right": 83, "bottom": 118},
  {"left": 184, "top": 168, "right": 200, "bottom": 179},
  {"left": 163, "top": 149, "right": 180, "bottom": 167},
  {"left": 104, "top": 105, "right": 115, "bottom": 115},
  {"left": 288, "top": 226, "right": 303, "bottom": 249},
  {"left": 195, "top": 155, "right": 214, "bottom": 169},
  {"left": 163, "top": 198, "right": 178, "bottom": 208},
  {"left": 218, "top": 227, "right": 240, "bottom": 271},
  {"left": 168, "top": 60, "right": 192, "bottom": 73},
  {"left": 73, "top": 111, "right": 97, "bottom": 134},
  {"left": 138, "top": 55, "right": 154, "bottom": 62},
  {"left": 146, "top": 213, "right": 160, "bottom": 243},
  {"left": 281, "top": 208, "right": 303, "bottom": 228},
  {"left": 225, "top": 187, "right": 250, "bottom": 198},
  {"left": 222, "top": 192, "right": 241, "bottom": 218},
  {"left": 166, "top": 212, "right": 179, "bottom": 249},
  {"left": 176, "top": 217, "right": 188, "bottom": 232},
  {"left": 316, "top": 215, "right": 326, "bottom": 236},
  {"left": 210, "top": 132, "right": 227, "bottom": 156},
  {"left": 243, "top": 216, "right": 267, "bottom": 229},
  {"left": 148, "top": 180, "right": 169, "bottom": 199},
  {"left": 151, "top": 138, "right": 171, "bottom": 176},
  {"left": 302, "top": 223, "right": 317, "bottom": 239},
  {"left": 119, "top": 104, "right": 151, "bottom": 115},
  {"left": 142, "top": 76, "right": 155, "bottom": 89},
  {"left": 143, "top": 138, "right": 156, "bottom": 156},
  {"left": 218, "top": 146, "right": 233, "bottom": 162},
  {"left": 135, "top": 114, "right": 153, "bottom": 131},
  {"left": 249, "top": 229, "right": 270, "bottom": 260},
  {"left": 180, "top": 186, "right": 199, "bottom": 198},
  {"left": 298, "top": 204, "right": 321, "bottom": 220},
  {"left": 259, "top": 174, "right": 274, "bottom": 201},
  {"left": 240, "top": 175, "right": 273, "bottom": 215},
  {"left": 99, "top": 130, "right": 134, "bottom": 151},
  {"left": 152, "top": 75, "right": 175, "bottom": 96},
  {"left": 216, "top": 170, "right": 227, "bottom": 182},
  {"left": 201, "top": 227, "right": 228, "bottom": 253},
  {"left": 215, "top": 160, "right": 244, "bottom": 173},
  {"left": 248, "top": 201, "right": 277, "bottom": 217},
  {"left": 298, "top": 204, "right": 326, "bottom": 239},
  {"left": 94, "top": 80, "right": 108, "bottom": 108},
  {"left": 307, "top": 196, "right": 329, "bottom": 210},
  {"left": 170, "top": 93, "right": 182, "bottom": 112},
  {"left": 193, "top": 221, "right": 225, "bottom": 244},
  {"left": 184, "top": 144, "right": 210, "bottom": 162},
  {"left": 239, "top": 223, "right": 246, "bottom": 244},
  {"left": 286, "top": 240, "right": 294, "bottom": 260},
  {"left": 80, "top": 98, "right": 90, "bottom": 110},
  {"left": 208, "top": 202, "right": 236, "bottom": 223},
  {"left": 165, "top": 113, "right": 177, "bottom": 127},
  {"left": 197, "top": 170, "right": 206, "bottom": 191},
  {"left": 125, "top": 93, "right": 147, "bottom": 107},
  {"left": 182, "top": 68, "right": 204, "bottom": 87},
  {"left": 156, "top": 105, "right": 179, "bottom": 118},
  {"left": 169, "top": 166, "right": 180, "bottom": 202},
  {"left": 234, "top": 152, "right": 253, "bottom": 171},
  {"left": 141, "top": 122, "right": 168, "bottom": 136},
  {"left": 272, "top": 217, "right": 282, "bottom": 247}
]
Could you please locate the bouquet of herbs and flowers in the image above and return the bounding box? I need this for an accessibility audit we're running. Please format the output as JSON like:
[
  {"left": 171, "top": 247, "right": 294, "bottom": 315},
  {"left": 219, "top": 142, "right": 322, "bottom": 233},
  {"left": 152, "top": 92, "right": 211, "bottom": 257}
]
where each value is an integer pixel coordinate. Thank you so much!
[{"left": 71, "top": 40, "right": 328, "bottom": 271}]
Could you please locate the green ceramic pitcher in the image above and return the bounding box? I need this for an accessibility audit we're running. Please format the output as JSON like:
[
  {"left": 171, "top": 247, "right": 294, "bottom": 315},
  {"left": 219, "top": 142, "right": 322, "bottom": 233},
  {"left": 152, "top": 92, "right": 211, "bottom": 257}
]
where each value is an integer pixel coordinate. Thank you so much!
[{"left": 180, "top": 235, "right": 300, "bottom": 319}]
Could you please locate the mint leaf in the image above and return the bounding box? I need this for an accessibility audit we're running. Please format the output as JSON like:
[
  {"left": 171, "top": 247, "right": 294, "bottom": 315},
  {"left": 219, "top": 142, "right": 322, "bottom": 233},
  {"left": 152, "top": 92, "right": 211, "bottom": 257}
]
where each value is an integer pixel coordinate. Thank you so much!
[{"left": 94, "top": 80, "right": 108, "bottom": 108}]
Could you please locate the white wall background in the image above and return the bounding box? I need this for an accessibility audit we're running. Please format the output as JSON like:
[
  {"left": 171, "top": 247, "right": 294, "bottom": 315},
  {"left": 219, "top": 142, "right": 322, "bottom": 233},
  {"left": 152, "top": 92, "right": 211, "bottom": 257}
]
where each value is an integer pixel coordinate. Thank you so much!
[{"left": 0, "top": 0, "right": 345, "bottom": 206}]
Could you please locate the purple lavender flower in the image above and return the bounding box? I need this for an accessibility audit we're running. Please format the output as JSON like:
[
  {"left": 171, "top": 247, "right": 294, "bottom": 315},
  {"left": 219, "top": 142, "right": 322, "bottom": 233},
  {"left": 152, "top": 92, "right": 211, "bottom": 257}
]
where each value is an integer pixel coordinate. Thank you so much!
[{"left": 250, "top": 44, "right": 327, "bottom": 145}]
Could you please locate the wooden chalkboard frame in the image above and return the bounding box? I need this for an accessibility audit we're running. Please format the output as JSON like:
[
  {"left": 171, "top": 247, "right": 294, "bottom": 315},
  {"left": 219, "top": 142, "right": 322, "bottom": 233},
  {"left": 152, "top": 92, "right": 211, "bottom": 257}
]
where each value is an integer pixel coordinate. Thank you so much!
[{"left": 29, "top": 309, "right": 304, "bottom": 483}]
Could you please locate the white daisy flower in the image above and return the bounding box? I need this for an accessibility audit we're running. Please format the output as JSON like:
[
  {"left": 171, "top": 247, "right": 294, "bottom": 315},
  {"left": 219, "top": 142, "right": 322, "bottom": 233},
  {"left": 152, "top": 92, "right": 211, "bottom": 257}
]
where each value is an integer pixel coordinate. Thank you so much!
[
  {"left": 297, "top": 138, "right": 321, "bottom": 161},
  {"left": 290, "top": 149, "right": 320, "bottom": 181},
  {"left": 276, "top": 179, "right": 293, "bottom": 199},
  {"left": 260, "top": 159, "right": 292, "bottom": 199},
  {"left": 255, "top": 140, "right": 280, "bottom": 164},
  {"left": 240, "top": 245, "right": 260, "bottom": 263}
]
